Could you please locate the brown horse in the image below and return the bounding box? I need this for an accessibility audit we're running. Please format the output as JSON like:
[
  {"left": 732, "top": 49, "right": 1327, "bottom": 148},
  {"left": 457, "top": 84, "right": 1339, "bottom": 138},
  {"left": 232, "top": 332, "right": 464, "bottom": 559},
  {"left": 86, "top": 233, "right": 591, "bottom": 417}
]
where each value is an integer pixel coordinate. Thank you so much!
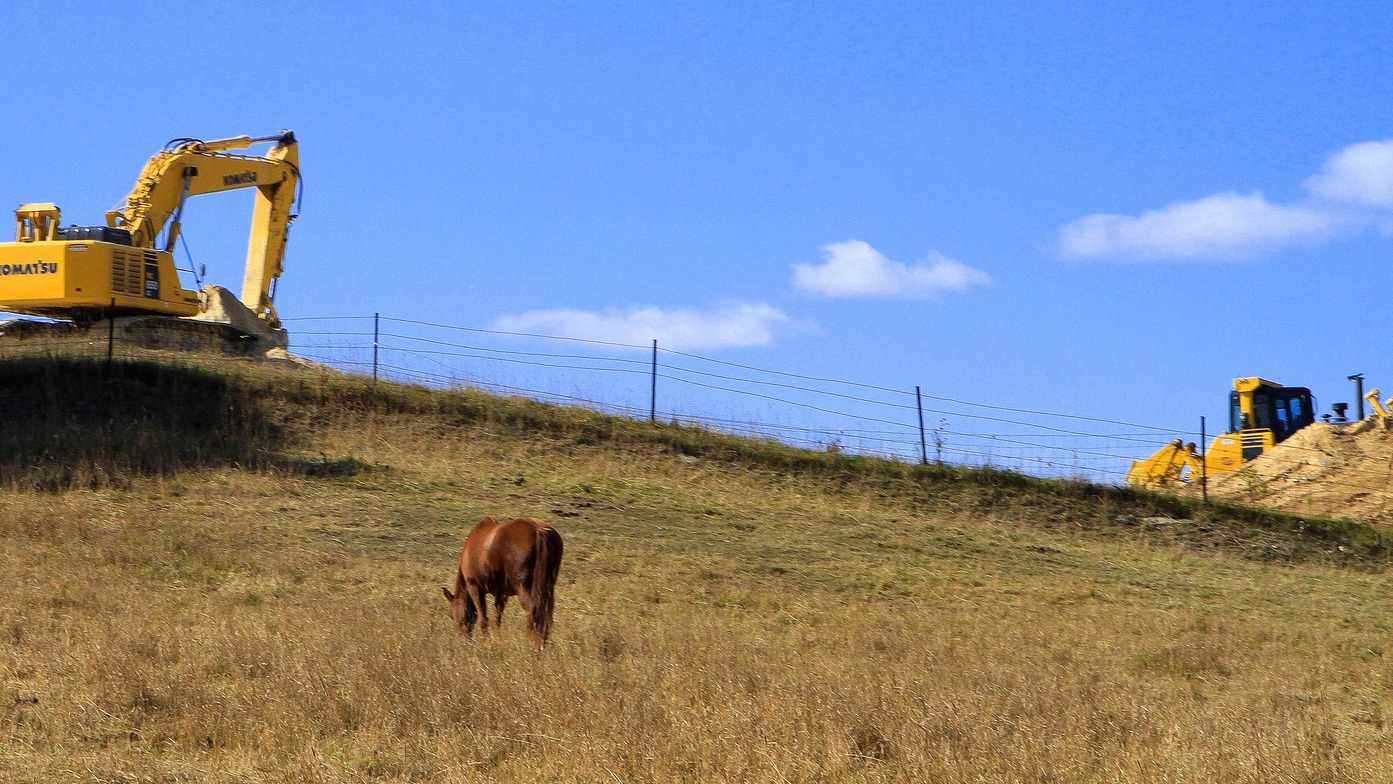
[{"left": 442, "top": 516, "right": 563, "bottom": 649}]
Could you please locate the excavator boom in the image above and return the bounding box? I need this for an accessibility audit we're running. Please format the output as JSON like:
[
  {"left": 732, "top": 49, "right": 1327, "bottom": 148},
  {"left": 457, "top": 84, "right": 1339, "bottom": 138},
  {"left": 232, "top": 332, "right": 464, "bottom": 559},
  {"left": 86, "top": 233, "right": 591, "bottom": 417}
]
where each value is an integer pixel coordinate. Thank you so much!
[{"left": 106, "top": 132, "right": 299, "bottom": 328}]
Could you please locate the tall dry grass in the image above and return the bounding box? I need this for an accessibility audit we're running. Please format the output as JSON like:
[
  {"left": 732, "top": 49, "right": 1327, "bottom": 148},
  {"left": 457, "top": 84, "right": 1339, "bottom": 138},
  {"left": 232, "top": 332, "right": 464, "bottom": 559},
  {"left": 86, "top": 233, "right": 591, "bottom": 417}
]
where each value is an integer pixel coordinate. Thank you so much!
[
  {"left": 2, "top": 464, "right": 1391, "bottom": 781},
  {"left": 0, "top": 356, "right": 1390, "bottom": 781}
]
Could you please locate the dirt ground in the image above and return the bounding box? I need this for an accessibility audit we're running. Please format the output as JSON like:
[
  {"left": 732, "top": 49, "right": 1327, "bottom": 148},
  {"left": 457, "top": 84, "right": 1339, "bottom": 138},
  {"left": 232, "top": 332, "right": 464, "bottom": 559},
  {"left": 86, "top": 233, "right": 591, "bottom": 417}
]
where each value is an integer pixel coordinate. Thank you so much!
[{"left": 1204, "top": 419, "right": 1393, "bottom": 522}]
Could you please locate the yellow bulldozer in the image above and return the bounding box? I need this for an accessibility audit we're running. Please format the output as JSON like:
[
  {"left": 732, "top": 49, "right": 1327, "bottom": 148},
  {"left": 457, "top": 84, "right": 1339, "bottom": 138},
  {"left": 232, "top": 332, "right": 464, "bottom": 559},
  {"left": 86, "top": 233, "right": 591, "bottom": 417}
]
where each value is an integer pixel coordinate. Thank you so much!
[
  {"left": 1127, "top": 377, "right": 1316, "bottom": 489},
  {"left": 0, "top": 131, "right": 299, "bottom": 342}
]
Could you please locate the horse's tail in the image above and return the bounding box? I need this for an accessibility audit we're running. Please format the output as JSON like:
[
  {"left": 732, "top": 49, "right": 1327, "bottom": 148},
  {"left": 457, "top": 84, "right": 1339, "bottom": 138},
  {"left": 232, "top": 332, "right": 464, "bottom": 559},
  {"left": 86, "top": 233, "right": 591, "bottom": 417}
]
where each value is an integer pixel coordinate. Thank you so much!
[{"left": 530, "top": 522, "right": 564, "bottom": 645}]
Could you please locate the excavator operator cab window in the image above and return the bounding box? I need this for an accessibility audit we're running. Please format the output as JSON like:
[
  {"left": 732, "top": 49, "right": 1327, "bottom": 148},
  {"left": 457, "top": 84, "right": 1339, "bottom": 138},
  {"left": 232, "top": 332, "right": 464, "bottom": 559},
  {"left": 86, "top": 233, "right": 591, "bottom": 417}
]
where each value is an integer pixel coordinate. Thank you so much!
[
  {"left": 1229, "top": 386, "right": 1316, "bottom": 443},
  {"left": 1251, "top": 392, "right": 1273, "bottom": 431},
  {"left": 1272, "top": 388, "right": 1315, "bottom": 442}
]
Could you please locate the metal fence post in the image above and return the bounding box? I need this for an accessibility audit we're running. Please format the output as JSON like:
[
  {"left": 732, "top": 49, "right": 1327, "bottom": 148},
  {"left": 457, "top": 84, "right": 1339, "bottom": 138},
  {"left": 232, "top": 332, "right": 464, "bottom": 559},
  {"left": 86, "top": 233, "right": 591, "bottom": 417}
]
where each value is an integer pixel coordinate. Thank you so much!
[
  {"left": 650, "top": 339, "right": 658, "bottom": 422},
  {"left": 916, "top": 386, "right": 928, "bottom": 465},
  {"left": 1200, "top": 415, "right": 1208, "bottom": 503},
  {"left": 372, "top": 312, "right": 380, "bottom": 384},
  {"left": 107, "top": 298, "right": 115, "bottom": 365}
]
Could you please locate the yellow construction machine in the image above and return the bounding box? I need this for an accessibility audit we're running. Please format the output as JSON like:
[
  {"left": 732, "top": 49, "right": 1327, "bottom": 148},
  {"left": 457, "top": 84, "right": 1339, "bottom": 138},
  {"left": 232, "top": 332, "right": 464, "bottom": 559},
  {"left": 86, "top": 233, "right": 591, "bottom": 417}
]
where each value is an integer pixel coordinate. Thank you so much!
[
  {"left": 0, "top": 131, "right": 299, "bottom": 334},
  {"left": 1127, "top": 377, "right": 1316, "bottom": 489}
]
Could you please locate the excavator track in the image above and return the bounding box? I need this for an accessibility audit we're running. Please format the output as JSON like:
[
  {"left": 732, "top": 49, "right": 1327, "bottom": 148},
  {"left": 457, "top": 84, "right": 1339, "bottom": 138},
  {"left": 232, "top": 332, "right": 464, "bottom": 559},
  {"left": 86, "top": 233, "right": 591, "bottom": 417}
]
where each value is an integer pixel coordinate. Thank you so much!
[{"left": 1, "top": 312, "right": 274, "bottom": 358}]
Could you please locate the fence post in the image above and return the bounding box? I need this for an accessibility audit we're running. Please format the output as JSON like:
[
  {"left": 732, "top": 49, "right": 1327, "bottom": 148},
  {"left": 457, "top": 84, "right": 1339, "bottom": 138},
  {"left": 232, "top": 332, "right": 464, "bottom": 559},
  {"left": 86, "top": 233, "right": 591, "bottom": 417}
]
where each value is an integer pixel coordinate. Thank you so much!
[
  {"left": 107, "top": 298, "right": 115, "bottom": 365},
  {"left": 372, "top": 312, "right": 380, "bottom": 384},
  {"left": 916, "top": 386, "right": 928, "bottom": 465},
  {"left": 650, "top": 339, "right": 658, "bottom": 423},
  {"left": 1200, "top": 415, "right": 1208, "bottom": 503}
]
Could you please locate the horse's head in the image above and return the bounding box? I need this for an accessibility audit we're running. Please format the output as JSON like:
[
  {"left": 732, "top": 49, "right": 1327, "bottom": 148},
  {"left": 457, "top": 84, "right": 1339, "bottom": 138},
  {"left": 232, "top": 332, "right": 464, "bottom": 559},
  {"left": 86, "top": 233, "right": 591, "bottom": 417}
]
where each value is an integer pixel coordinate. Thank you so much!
[{"left": 441, "top": 586, "right": 476, "bottom": 631}]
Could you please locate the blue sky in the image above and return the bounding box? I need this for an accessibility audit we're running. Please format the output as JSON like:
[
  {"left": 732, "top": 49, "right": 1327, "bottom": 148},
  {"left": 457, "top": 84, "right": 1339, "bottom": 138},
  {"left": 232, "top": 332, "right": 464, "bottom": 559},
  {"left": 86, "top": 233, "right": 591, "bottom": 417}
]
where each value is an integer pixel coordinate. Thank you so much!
[{"left": 4, "top": 1, "right": 1393, "bottom": 456}]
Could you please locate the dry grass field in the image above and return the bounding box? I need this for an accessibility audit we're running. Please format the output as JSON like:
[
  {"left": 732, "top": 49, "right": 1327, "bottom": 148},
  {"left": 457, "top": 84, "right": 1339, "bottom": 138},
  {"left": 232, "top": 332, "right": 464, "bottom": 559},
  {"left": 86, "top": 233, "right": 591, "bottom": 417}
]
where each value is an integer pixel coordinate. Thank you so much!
[{"left": 2, "top": 355, "right": 1393, "bottom": 782}]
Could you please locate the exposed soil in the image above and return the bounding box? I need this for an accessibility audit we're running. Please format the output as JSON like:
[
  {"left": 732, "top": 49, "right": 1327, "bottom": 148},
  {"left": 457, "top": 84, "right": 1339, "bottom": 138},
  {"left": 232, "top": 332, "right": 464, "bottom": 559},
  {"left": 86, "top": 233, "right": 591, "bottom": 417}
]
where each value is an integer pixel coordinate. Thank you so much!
[{"left": 1204, "top": 420, "right": 1393, "bottom": 523}]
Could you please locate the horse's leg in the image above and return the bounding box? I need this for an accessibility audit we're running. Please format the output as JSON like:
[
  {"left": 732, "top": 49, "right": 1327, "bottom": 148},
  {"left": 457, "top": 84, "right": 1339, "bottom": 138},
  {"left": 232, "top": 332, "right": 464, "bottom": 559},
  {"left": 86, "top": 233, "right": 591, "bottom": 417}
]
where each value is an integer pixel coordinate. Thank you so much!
[
  {"left": 494, "top": 593, "right": 508, "bottom": 631},
  {"left": 514, "top": 585, "right": 542, "bottom": 649}
]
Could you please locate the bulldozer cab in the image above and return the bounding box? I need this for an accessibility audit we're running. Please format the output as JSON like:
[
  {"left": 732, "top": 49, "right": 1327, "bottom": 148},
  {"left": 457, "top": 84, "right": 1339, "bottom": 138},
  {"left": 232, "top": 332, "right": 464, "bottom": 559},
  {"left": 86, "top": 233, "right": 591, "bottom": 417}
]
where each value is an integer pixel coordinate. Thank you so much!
[{"left": 1229, "top": 379, "right": 1314, "bottom": 444}]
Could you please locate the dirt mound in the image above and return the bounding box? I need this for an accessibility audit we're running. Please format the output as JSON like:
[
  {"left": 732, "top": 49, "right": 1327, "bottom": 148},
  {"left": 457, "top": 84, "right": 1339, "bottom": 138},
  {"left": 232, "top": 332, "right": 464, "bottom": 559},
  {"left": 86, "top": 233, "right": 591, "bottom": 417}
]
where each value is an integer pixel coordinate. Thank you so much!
[{"left": 1205, "top": 420, "right": 1393, "bottom": 522}]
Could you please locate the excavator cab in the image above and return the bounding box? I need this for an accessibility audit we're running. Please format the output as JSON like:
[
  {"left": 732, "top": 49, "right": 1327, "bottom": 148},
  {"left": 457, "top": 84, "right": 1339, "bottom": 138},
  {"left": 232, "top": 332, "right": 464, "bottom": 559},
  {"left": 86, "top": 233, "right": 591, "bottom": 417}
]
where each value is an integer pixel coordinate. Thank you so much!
[{"left": 1228, "top": 379, "right": 1315, "bottom": 457}]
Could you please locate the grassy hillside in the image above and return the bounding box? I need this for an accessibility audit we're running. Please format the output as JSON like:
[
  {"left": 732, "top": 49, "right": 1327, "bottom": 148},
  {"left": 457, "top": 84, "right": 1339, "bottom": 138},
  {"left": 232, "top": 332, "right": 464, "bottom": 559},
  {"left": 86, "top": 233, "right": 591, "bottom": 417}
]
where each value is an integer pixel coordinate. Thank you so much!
[{"left": 2, "top": 355, "right": 1392, "bottom": 782}]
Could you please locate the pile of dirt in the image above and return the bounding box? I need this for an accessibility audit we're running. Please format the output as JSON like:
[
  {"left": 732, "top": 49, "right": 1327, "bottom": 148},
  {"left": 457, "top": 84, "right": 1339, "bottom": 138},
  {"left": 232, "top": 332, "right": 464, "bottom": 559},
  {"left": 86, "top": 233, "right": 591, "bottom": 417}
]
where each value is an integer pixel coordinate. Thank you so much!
[{"left": 1205, "top": 420, "right": 1393, "bottom": 522}]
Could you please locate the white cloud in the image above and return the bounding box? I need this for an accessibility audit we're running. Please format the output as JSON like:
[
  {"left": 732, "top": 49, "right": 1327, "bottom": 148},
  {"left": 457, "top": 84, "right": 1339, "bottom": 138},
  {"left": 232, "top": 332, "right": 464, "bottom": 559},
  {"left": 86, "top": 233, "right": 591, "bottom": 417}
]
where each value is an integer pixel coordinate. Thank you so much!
[
  {"left": 792, "top": 240, "right": 991, "bottom": 299},
  {"left": 1060, "top": 137, "right": 1393, "bottom": 262},
  {"left": 1305, "top": 139, "right": 1393, "bottom": 210},
  {"left": 492, "top": 302, "right": 791, "bottom": 351},
  {"left": 1059, "top": 191, "right": 1336, "bottom": 261}
]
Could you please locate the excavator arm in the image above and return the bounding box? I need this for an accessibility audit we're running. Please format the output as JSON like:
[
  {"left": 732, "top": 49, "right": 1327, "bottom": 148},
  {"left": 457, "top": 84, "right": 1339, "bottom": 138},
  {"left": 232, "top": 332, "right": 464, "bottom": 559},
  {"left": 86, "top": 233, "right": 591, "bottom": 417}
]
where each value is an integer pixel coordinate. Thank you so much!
[
  {"left": 105, "top": 132, "right": 299, "bottom": 328},
  {"left": 1126, "top": 439, "right": 1203, "bottom": 488}
]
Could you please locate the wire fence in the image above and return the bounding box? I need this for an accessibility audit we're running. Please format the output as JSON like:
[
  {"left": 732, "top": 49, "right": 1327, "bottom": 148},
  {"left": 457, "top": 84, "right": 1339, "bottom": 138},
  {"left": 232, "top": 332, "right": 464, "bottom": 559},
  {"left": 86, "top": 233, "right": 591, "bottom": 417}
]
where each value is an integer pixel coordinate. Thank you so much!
[
  {"left": 7, "top": 312, "right": 1390, "bottom": 497},
  {"left": 0, "top": 312, "right": 1197, "bottom": 484},
  {"left": 269, "top": 314, "right": 1198, "bottom": 485}
]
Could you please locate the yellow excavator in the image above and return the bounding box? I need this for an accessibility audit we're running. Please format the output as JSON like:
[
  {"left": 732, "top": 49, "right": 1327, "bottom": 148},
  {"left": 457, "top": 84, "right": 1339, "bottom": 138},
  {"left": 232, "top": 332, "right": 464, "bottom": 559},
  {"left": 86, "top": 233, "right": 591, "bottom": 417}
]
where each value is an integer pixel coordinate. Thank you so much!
[
  {"left": 0, "top": 131, "right": 299, "bottom": 334},
  {"left": 1127, "top": 377, "right": 1316, "bottom": 488}
]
